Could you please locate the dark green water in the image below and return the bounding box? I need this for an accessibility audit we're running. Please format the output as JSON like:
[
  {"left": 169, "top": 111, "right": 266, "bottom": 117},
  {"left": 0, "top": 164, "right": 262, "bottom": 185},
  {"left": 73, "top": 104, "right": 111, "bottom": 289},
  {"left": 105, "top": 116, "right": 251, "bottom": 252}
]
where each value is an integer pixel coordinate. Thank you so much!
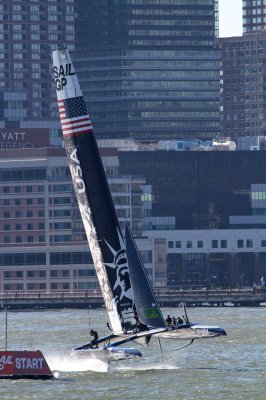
[{"left": 0, "top": 307, "right": 265, "bottom": 400}]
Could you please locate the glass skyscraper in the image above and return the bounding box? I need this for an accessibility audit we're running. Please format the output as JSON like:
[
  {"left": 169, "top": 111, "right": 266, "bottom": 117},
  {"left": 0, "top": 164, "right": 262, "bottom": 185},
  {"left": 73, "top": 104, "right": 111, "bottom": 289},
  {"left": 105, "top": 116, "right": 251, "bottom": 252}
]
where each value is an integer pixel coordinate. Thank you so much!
[{"left": 74, "top": 0, "right": 220, "bottom": 140}]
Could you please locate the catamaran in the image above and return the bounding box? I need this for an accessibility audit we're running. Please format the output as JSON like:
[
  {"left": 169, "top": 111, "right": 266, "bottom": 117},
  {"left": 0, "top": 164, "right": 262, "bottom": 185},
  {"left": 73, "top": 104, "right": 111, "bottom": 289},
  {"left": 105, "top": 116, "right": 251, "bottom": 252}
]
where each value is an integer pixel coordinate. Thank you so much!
[{"left": 52, "top": 47, "right": 226, "bottom": 365}]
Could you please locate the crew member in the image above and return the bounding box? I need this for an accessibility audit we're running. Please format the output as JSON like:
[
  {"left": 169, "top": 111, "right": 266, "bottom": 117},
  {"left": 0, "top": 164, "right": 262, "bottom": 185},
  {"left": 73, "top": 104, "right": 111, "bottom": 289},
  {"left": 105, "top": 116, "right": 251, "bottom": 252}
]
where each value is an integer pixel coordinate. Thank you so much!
[{"left": 90, "top": 329, "right": 99, "bottom": 347}]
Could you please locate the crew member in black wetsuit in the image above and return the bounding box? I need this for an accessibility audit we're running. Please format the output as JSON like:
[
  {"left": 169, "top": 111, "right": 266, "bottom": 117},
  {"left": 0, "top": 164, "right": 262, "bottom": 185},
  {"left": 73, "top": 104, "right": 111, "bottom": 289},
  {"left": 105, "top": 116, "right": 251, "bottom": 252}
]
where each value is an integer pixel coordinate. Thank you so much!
[{"left": 90, "top": 329, "right": 99, "bottom": 347}]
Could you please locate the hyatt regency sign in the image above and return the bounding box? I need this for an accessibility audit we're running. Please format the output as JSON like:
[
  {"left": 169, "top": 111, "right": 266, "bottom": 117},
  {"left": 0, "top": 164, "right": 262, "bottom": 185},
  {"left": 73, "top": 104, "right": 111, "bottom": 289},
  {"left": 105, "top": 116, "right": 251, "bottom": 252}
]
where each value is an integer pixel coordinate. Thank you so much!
[{"left": 0, "top": 128, "right": 49, "bottom": 149}]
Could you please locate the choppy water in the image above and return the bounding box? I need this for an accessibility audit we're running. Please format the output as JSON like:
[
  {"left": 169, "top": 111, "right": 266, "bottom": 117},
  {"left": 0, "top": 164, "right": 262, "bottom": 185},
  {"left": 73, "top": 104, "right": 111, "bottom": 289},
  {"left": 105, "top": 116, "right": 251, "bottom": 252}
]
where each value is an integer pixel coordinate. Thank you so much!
[{"left": 0, "top": 307, "right": 265, "bottom": 400}]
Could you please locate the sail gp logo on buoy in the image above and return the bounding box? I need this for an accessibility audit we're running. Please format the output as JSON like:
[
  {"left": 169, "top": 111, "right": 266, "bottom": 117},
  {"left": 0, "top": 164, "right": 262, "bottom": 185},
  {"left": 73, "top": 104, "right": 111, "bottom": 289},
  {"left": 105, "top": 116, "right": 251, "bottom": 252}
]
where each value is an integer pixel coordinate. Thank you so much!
[{"left": 0, "top": 355, "right": 13, "bottom": 371}]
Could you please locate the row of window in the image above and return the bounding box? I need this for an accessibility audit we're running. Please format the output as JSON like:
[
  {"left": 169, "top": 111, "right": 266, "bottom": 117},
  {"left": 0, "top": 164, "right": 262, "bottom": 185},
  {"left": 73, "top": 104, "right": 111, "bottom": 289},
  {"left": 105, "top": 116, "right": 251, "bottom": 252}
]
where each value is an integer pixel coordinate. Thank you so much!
[
  {"left": 2, "top": 198, "right": 45, "bottom": 206},
  {"left": 3, "top": 283, "right": 70, "bottom": 291},
  {"left": 3, "top": 235, "right": 45, "bottom": 244},
  {"left": 2, "top": 210, "right": 44, "bottom": 218},
  {"left": 3, "top": 281, "right": 98, "bottom": 291},
  {"left": 1, "top": 185, "right": 44, "bottom": 193},
  {"left": 0, "top": 252, "right": 95, "bottom": 266},
  {"left": 3, "top": 270, "right": 69, "bottom": 279},
  {"left": 168, "top": 238, "right": 266, "bottom": 249},
  {"left": 3, "top": 223, "right": 45, "bottom": 230}
]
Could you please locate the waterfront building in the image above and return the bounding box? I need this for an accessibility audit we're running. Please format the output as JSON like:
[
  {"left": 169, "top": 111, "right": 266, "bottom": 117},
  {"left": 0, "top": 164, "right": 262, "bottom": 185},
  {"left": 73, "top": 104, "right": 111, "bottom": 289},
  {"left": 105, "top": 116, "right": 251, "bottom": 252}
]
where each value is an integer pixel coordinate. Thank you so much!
[
  {"left": 73, "top": 0, "right": 220, "bottom": 140},
  {"left": 220, "top": 31, "right": 266, "bottom": 140},
  {"left": 0, "top": 147, "right": 154, "bottom": 292},
  {"left": 118, "top": 149, "right": 266, "bottom": 230},
  {"left": 0, "top": 147, "right": 266, "bottom": 291}
]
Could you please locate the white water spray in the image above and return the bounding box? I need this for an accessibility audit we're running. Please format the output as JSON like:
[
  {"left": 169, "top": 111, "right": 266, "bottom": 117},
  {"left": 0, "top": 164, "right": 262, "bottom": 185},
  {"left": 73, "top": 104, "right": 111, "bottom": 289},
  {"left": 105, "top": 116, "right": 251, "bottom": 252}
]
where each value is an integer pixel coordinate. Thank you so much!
[{"left": 45, "top": 352, "right": 109, "bottom": 373}]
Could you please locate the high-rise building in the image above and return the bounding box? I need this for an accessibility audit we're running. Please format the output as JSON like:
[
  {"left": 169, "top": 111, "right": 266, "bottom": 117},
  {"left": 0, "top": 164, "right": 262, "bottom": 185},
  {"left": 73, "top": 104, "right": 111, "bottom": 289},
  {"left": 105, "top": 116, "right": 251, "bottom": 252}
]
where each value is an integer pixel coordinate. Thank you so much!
[
  {"left": 0, "top": 0, "right": 75, "bottom": 145},
  {"left": 243, "top": 0, "right": 266, "bottom": 33},
  {"left": 220, "top": 31, "right": 266, "bottom": 139},
  {"left": 74, "top": 0, "right": 220, "bottom": 141}
]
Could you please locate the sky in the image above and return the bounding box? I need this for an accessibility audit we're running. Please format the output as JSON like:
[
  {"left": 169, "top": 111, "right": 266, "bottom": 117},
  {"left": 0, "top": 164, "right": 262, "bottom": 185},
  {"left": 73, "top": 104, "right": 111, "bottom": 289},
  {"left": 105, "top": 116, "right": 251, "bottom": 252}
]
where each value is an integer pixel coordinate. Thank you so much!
[{"left": 219, "top": 0, "right": 243, "bottom": 37}]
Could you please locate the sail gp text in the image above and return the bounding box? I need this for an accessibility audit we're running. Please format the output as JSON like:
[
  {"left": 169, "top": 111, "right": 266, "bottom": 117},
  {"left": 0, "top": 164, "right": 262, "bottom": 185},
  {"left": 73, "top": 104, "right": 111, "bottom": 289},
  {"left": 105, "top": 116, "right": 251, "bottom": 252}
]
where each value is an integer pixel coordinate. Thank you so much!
[
  {"left": 0, "top": 355, "right": 44, "bottom": 370},
  {"left": 54, "top": 63, "right": 75, "bottom": 91}
]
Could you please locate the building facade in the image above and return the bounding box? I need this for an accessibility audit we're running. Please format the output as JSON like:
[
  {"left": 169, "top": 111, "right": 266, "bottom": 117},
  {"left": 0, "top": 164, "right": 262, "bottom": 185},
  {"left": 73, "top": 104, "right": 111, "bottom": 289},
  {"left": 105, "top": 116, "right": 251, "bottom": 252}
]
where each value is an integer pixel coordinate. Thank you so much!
[
  {"left": 0, "top": 147, "right": 155, "bottom": 292},
  {"left": 220, "top": 31, "right": 266, "bottom": 140},
  {"left": 1, "top": 147, "right": 266, "bottom": 291},
  {"left": 0, "top": 0, "right": 75, "bottom": 145},
  {"left": 73, "top": 0, "right": 220, "bottom": 140},
  {"left": 243, "top": 0, "right": 266, "bottom": 33}
]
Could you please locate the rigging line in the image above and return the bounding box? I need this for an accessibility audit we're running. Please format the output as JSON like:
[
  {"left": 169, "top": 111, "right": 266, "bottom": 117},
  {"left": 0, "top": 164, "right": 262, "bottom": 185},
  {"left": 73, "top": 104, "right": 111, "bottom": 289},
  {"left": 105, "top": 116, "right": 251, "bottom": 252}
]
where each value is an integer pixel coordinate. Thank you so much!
[
  {"left": 157, "top": 338, "right": 164, "bottom": 363},
  {"left": 173, "top": 339, "right": 195, "bottom": 351}
]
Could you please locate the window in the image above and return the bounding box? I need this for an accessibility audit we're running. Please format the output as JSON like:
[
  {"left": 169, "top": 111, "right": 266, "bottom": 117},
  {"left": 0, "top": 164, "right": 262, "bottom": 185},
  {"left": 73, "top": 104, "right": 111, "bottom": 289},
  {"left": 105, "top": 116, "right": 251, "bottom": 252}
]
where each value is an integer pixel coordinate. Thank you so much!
[
  {"left": 40, "top": 270, "right": 46, "bottom": 277},
  {"left": 3, "top": 199, "right": 9, "bottom": 206},
  {"left": 51, "top": 283, "right": 57, "bottom": 290},
  {"left": 237, "top": 239, "right": 244, "bottom": 248},
  {"left": 212, "top": 240, "right": 218, "bottom": 249},
  {"left": 16, "top": 236, "right": 22, "bottom": 243},
  {"left": 27, "top": 271, "right": 35, "bottom": 277},
  {"left": 27, "top": 211, "right": 33, "bottom": 218},
  {"left": 40, "top": 283, "right": 46, "bottom": 290},
  {"left": 168, "top": 241, "right": 174, "bottom": 248},
  {"left": 15, "top": 186, "right": 21, "bottom": 193},
  {"left": 16, "top": 224, "right": 22, "bottom": 231},
  {"left": 27, "top": 186, "right": 32, "bottom": 193},
  {"left": 197, "top": 240, "right": 203, "bottom": 248},
  {"left": 27, "top": 199, "right": 33, "bottom": 205},
  {"left": 27, "top": 236, "right": 34, "bottom": 243},
  {"left": 4, "top": 224, "right": 10, "bottom": 231},
  {"left": 50, "top": 270, "right": 57, "bottom": 277},
  {"left": 186, "top": 241, "right": 192, "bottom": 249},
  {"left": 221, "top": 240, "right": 227, "bottom": 248},
  {"left": 261, "top": 240, "right": 266, "bottom": 247},
  {"left": 175, "top": 241, "right": 181, "bottom": 248},
  {"left": 246, "top": 239, "right": 253, "bottom": 248},
  {"left": 4, "top": 271, "right": 11, "bottom": 278},
  {"left": 16, "top": 271, "right": 23, "bottom": 278},
  {"left": 4, "top": 211, "right": 10, "bottom": 218}
]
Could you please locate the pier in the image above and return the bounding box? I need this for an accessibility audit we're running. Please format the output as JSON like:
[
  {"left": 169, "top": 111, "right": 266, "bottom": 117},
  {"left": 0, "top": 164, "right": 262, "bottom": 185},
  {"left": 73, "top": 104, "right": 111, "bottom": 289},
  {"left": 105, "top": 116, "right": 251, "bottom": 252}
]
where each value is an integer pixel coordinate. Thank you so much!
[{"left": 0, "top": 288, "right": 265, "bottom": 310}]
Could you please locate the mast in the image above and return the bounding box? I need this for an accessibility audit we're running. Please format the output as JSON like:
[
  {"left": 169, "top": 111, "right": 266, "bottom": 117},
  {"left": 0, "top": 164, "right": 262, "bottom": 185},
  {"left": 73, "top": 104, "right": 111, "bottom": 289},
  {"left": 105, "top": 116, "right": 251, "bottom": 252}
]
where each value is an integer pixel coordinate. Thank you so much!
[{"left": 52, "top": 48, "right": 136, "bottom": 333}]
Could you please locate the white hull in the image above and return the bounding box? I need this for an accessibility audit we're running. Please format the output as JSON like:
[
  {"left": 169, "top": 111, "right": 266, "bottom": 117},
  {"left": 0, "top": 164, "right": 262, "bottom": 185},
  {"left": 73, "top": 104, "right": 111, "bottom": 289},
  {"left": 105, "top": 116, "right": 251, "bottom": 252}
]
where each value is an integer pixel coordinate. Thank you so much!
[
  {"left": 71, "top": 346, "right": 142, "bottom": 363},
  {"left": 155, "top": 324, "right": 226, "bottom": 340}
]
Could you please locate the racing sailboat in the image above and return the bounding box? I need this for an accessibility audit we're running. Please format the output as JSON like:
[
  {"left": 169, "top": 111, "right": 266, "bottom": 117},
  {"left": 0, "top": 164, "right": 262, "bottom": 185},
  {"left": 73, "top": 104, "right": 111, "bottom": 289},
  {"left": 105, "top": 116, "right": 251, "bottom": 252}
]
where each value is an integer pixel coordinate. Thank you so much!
[
  {"left": 52, "top": 47, "right": 164, "bottom": 364},
  {"left": 52, "top": 47, "right": 225, "bottom": 364}
]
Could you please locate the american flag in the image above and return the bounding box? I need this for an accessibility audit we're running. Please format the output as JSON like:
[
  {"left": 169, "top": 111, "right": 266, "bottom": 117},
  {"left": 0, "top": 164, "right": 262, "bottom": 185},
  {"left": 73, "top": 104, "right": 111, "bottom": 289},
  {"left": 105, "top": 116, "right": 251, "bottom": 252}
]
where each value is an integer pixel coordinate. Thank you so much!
[{"left": 58, "top": 96, "right": 93, "bottom": 137}]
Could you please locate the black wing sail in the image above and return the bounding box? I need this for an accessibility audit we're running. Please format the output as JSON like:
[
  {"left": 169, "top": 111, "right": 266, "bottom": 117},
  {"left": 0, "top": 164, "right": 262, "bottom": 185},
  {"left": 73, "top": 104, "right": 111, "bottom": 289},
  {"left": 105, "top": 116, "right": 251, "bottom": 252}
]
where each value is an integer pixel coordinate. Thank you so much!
[
  {"left": 52, "top": 48, "right": 136, "bottom": 333},
  {"left": 125, "top": 223, "right": 166, "bottom": 329}
]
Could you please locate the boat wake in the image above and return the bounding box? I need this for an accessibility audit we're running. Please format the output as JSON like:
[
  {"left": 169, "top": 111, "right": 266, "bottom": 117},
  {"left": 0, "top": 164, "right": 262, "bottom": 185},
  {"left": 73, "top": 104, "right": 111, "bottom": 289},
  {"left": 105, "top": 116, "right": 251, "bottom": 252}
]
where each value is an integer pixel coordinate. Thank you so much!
[
  {"left": 113, "top": 361, "right": 179, "bottom": 372},
  {"left": 45, "top": 353, "right": 109, "bottom": 373}
]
